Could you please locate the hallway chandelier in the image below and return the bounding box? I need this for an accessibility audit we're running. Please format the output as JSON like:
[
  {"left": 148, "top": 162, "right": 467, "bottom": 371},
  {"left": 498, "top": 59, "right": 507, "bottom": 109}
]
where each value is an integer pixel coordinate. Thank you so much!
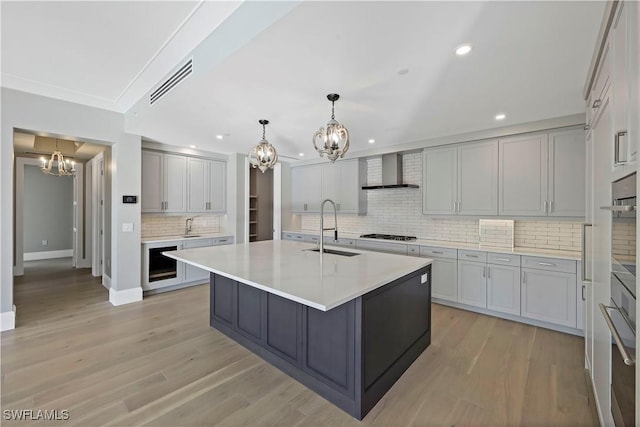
[
  {"left": 312, "top": 93, "right": 349, "bottom": 162},
  {"left": 249, "top": 119, "right": 278, "bottom": 173},
  {"left": 40, "top": 139, "right": 76, "bottom": 176}
]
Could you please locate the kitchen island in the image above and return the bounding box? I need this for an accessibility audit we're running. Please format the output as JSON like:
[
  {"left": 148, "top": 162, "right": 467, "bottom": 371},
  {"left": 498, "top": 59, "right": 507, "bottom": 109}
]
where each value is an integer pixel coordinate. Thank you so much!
[{"left": 164, "top": 240, "right": 432, "bottom": 419}]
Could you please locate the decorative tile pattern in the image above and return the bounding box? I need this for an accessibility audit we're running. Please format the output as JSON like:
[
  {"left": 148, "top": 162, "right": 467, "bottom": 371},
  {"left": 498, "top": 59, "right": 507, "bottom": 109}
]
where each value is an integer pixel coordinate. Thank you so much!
[
  {"left": 479, "top": 219, "right": 514, "bottom": 248},
  {"left": 299, "top": 152, "right": 582, "bottom": 252},
  {"left": 142, "top": 214, "right": 222, "bottom": 237}
]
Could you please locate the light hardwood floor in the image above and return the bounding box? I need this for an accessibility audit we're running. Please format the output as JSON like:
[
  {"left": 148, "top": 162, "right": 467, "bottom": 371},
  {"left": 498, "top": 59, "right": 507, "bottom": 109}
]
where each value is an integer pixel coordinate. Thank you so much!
[{"left": 2, "top": 263, "right": 598, "bottom": 426}]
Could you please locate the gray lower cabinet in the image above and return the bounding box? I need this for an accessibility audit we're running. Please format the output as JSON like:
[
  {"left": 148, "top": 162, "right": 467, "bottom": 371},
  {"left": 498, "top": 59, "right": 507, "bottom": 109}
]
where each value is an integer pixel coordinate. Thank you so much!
[
  {"left": 430, "top": 258, "right": 458, "bottom": 302},
  {"left": 457, "top": 260, "right": 487, "bottom": 308},
  {"left": 486, "top": 264, "right": 521, "bottom": 316},
  {"left": 521, "top": 268, "right": 577, "bottom": 328},
  {"left": 209, "top": 266, "right": 431, "bottom": 420},
  {"left": 356, "top": 240, "right": 408, "bottom": 255},
  {"left": 183, "top": 238, "right": 214, "bottom": 282}
]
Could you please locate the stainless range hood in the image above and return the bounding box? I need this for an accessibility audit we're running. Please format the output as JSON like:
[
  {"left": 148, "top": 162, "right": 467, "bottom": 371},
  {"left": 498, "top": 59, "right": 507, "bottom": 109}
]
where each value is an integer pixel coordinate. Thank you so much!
[{"left": 362, "top": 153, "right": 419, "bottom": 190}]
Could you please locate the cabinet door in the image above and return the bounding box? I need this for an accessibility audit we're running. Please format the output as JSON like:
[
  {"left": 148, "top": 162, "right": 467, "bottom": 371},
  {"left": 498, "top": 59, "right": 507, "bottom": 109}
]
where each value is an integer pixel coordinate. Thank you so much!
[
  {"left": 186, "top": 157, "right": 208, "bottom": 212},
  {"left": 163, "top": 154, "right": 187, "bottom": 213},
  {"left": 499, "top": 134, "right": 548, "bottom": 216},
  {"left": 291, "top": 165, "right": 322, "bottom": 212},
  {"left": 613, "top": 3, "right": 630, "bottom": 164},
  {"left": 183, "top": 239, "right": 214, "bottom": 282},
  {"left": 321, "top": 162, "right": 340, "bottom": 206},
  {"left": 431, "top": 258, "right": 458, "bottom": 302},
  {"left": 521, "top": 268, "right": 577, "bottom": 328},
  {"left": 423, "top": 147, "right": 457, "bottom": 214},
  {"left": 486, "top": 264, "right": 520, "bottom": 316},
  {"left": 457, "top": 261, "right": 486, "bottom": 308},
  {"left": 457, "top": 140, "right": 498, "bottom": 215},
  {"left": 208, "top": 160, "right": 226, "bottom": 212},
  {"left": 142, "top": 151, "right": 164, "bottom": 213},
  {"left": 337, "top": 159, "right": 365, "bottom": 214},
  {"left": 548, "top": 129, "right": 586, "bottom": 216}
]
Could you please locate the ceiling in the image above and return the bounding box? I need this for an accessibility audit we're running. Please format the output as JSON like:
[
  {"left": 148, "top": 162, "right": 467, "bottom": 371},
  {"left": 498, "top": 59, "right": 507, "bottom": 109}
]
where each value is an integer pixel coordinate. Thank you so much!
[
  {"left": 2, "top": 1, "right": 605, "bottom": 160},
  {"left": 13, "top": 132, "right": 105, "bottom": 161}
]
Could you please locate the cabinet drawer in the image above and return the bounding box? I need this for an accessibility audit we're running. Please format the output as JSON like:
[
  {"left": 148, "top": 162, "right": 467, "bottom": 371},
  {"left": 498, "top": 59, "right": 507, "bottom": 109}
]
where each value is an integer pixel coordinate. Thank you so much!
[
  {"left": 283, "top": 232, "right": 303, "bottom": 241},
  {"left": 183, "top": 238, "right": 214, "bottom": 249},
  {"left": 419, "top": 246, "right": 457, "bottom": 260},
  {"left": 458, "top": 250, "right": 487, "bottom": 263},
  {"left": 305, "top": 234, "right": 321, "bottom": 244},
  {"left": 356, "top": 240, "right": 408, "bottom": 255},
  {"left": 324, "top": 237, "right": 356, "bottom": 248},
  {"left": 214, "top": 237, "right": 233, "bottom": 246},
  {"left": 521, "top": 256, "right": 576, "bottom": 274},
  {"left": 487, "top": 253, "right": 521, "bottom": 267}
]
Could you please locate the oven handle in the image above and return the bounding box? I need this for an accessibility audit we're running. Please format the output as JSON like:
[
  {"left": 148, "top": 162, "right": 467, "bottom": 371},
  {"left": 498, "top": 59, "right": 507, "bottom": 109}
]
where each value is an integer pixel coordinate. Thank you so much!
[
  {"left": 599, "top": 303, "right": 636, "bottom": 366},
  {"left": 599, "top": 205, "right": 635, "bottom": 212}
]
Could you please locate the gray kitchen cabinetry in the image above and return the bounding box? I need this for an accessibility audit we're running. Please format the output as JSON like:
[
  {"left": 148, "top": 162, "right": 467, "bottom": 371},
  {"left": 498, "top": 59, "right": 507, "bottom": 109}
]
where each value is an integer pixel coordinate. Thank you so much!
[
  {"left": 486, "top": 260, "right": 521, "bottom": 316},
  {"left": 423, "top": 140, "right": 498, "bottom": 215},
  {"left": 521, "top": 256, "right": 577, "bottom": 328},
  {"left": 142, "top": 151, "right": 188, "bottom": 213},
  {"left": 457, "top": 250, "right": 488, "bottom": 308},
  {"left": 419, "top": 246, "right": 458, "bottom": 302},
  {"left": 183, "top": 238, "right": 215, "bottom": 282},
  {"left": 187, "top": 157, "right": 226, "bottom": 213},
  {"left": 356, "top": 239, "right": 408, "bottom": 255},
  {"left": 499, "top": 129, "right": 585, "bottom": 217},
  {"left": 291, "top": 160, "right": 366, "bottom": 214}
]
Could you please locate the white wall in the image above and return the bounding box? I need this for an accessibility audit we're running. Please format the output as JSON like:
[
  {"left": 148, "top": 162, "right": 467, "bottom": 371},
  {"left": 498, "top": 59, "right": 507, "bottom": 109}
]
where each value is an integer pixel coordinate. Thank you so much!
[{"left": 1, "top": 88, "right": 142, "bottom": 322}]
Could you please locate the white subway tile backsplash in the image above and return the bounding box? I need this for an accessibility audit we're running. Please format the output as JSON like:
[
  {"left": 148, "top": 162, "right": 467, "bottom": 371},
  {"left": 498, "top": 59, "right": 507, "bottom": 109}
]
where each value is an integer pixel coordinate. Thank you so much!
[
  {"left": 142, "top": 214, "right": 222, "bottom": 237},
  {"left": 298, "top": 152, "right": 582, "bottom": 252}
]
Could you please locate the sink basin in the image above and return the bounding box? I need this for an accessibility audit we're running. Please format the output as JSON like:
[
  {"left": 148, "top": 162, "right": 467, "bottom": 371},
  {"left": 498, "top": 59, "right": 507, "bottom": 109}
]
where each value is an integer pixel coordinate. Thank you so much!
[
  {"left": 182, "top": 235, "right": 202, "bottom": 238},
  {"left": 305, "top": 248, "right": 360, "bottom": 257}
]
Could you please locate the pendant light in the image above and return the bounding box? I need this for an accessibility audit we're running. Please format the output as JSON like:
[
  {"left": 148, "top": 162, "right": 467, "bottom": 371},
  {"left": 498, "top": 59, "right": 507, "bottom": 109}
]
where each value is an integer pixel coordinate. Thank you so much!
[
  {"left": 40, "top": 139, "right": 76, "bottom": 176},
  {"left": 249, "top": 119, "right": 278, "bottom": 173},
  {"left": 312, "top": 93, "right": 349, "bottom": 162}
]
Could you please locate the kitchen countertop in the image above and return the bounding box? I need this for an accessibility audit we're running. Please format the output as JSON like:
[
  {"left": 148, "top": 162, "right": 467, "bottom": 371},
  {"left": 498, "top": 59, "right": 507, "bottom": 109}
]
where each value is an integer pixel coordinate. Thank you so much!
[
  {"left": 141, "top": 232, "right": 233, "bottom": 244},
  {"left": 163, "top": 240, "right": 432, "bottom": 311},
  {"left": 282, "top": 230, "right": 582, "bottom": 261}
]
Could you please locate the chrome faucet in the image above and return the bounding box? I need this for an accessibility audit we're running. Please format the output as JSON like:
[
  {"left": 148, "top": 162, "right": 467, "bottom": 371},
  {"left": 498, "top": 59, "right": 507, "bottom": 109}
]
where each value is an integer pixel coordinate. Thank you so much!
[
  {"left": 320, "top": 199, "right": 338, "bottom": 255},
  {"left": 185, "top": 217, "right": 194, "bottom": 235}
]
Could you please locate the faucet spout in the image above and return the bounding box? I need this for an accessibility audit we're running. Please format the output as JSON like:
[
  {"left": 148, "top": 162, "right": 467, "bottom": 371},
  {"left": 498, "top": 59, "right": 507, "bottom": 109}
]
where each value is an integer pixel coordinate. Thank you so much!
[
  {"left": 185, "top": 217, "right": 194, "bottom": 235},
  {"left": 320, "top": 199, "right": 338, "bottom": 256}
]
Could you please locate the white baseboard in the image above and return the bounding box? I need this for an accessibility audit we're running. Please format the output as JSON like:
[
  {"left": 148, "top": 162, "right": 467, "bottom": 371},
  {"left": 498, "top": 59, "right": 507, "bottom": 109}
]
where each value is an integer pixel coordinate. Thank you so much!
[
  {"left": 109, "top": 287, "right": 143, "bottom": 306},
  {"left": 102, "top": 274, "right": 111, "bottom": 289},
  {"left": 1, "top": 306, "right": 16, "bottom": 331},
  {"left": 24, "top": 249, "right": 73, "bottom": 261}
]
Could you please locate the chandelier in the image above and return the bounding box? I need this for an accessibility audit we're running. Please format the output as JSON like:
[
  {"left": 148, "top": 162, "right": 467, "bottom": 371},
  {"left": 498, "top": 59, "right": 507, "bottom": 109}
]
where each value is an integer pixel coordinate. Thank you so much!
[
  {"left": 40, "top": 140, "right": 76, "bottom": 176},
  {"left": 248, "top": 119, "right": 278, "bottom": 173},
  {"left": 312, "top": 93, "right": 349, "bottom": 162}
]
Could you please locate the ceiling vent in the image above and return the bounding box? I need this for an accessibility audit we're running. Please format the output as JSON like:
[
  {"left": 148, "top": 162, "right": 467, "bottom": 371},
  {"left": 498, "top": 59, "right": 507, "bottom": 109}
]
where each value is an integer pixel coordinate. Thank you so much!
[{"left": 150, "top": 58, "right": 193, "bottom": 105}]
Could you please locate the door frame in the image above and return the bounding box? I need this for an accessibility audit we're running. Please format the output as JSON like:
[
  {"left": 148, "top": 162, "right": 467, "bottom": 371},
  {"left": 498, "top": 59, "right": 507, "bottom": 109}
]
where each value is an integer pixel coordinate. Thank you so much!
[
  {"left": 243, "top": 160, "right": 281, "bottom": 243},
  {"left": 90, "top": 151, "right": 105, "bottom": 278}
]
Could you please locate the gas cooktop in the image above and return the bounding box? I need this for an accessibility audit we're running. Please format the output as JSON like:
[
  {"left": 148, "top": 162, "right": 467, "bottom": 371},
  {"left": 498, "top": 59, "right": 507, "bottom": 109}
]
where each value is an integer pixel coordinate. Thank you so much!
[{"left": 360, "top": 233, "right": 417, "bottom": 241}]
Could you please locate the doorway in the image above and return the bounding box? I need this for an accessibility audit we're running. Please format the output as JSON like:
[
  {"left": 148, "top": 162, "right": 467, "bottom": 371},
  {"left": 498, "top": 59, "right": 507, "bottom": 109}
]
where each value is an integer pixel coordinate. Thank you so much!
[{"left": 249, "top": 167, "right": 274, "bottom": 242}]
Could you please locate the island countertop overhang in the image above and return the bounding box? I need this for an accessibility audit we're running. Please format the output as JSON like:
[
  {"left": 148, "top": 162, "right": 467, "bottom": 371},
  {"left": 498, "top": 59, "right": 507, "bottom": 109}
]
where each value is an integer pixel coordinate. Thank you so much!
[{"left": 163, "top": 240, "right": 432, "bottom": 311}]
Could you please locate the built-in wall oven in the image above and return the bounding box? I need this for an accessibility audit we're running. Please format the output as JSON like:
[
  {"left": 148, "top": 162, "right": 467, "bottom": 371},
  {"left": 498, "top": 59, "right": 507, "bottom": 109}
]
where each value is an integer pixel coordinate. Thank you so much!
[{"left": 600, "top": 172, "right": 636, "bottom": 427}]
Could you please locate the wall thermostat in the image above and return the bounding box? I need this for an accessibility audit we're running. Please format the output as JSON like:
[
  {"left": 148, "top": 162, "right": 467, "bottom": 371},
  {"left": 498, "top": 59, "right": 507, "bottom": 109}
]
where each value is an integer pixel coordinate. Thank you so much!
[{"left": 122, "top": 195, "right": 138, "bottom": 204}]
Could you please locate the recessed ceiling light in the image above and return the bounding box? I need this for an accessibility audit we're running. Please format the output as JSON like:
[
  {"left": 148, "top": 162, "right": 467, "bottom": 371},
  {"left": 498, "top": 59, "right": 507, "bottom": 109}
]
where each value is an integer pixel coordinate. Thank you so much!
[
  {"left": 455, "top": 44, "right": 472, "bottom": 56},
  {"left": 368, "top": 139, "right": 375, "bottom": 144},
  {"left": 495, "top": 113, "right": 506, "bottom": 120},
  {"left": 299, "top": 153, "right": 304, "bottom": 157},
  {"left": 216, "top": 134, "right": 224, "bottom": 140},
  {"left": 189, "top": 145, "right": 196, "bottom": 148}
]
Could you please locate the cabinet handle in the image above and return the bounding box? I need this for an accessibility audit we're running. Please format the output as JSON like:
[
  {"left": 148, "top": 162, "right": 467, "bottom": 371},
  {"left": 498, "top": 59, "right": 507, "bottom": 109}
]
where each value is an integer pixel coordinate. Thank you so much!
[
  {"left": 304, "top": 203, "right": 308, "bottom": 211},
  {"left": 487, "top": 267, "right": 490, "bottom": 279},
  {"left": 538, "top": 262, "right": 555, "bottom": 267},
  {"left": 614, "top": 131, "right": 629, "bottom": 165},
  {"left": 218, "top": 239, "right": 228, "bottom": 243},
  {"left": 543, "top": 201, "right": 547, "bottom": 213},
  {"left": 432, "top": 251, "right": 444, "bottom": 254},
  {"left": 336, "top": 203, "right": 341, "bottom": 211},
  {"left": 581, "top": 223, "right": 592, "bottom": 282},
  {"left": 592, "top": 99, "right": 601, "bottom": 109},
  {"left": 466, "top": 254, "right": 479, "bottom": 258},
  {"left": 495, "top": 257, "right": 511, "bottom": 262},
  {"left": 482, "top": 266, "right": 486, "bottom": 278},
  {"left": 582, "top": 285, "right": 586, "bottom": 301},
  {"left": 548, "top": 200, "right": 553, "bottom": 213},
  {"left": 457, "top": 201, "right": 461, "bottom": 213},
  {"left": 522, "top": 271, "right": 526, "bottom": 284}
]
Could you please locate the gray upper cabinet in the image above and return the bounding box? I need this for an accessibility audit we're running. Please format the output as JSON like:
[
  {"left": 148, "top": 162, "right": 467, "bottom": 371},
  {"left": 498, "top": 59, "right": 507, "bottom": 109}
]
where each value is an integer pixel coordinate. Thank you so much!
[
  {"left": 423, "top": 140, "right": 497, "bottom": 215},
  {"left": 499, "top": 134, "right": 549, "bottom": 216},
  {"left": 142, "top": 150, "right": 164, "bottom": 213},
  {"left": 548, "top": 129, "right": 586, "bottom": 216},
  {"left": 499, "top": 130, "right": 585, "bottom": 217},
  {"left": 142, "top": 149, "right": 226, "bottom": 214},
  {"left": 291, "top": 159, "right": 366, "bottom": 214}
]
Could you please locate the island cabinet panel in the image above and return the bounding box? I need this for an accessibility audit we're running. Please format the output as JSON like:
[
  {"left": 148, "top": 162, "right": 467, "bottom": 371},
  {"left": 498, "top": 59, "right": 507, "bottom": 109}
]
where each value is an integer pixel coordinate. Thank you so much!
[
  {"left": 208, "top": 265, "right": 431, "bottom": 420},
  {"left": 265, "top": 294, "right": 302, "bottom": 366}
]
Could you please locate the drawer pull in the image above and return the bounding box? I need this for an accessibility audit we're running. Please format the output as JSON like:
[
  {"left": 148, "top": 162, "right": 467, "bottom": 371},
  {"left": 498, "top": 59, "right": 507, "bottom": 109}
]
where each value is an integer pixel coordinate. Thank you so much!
[
  {"left": 496, "top": 258, "right": 511, "bottom": 262},
  {"left": 466, "top": 254, "right": 479, "bottom": 258},
  {"left": 538, "top": 262, "right": 555, "bottom": 267},
  {"left": 432, "top": 251, "right": 444, "bottom": 254}
]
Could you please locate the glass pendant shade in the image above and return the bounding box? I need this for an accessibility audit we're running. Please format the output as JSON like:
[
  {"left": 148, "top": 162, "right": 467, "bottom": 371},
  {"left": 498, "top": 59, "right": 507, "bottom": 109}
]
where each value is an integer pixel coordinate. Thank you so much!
[
  {"left": 249, "top": 120, "right": 278, "bottom": 173},
  {"left": 313, "top": 93, "right": 349, "bottom": 162}
]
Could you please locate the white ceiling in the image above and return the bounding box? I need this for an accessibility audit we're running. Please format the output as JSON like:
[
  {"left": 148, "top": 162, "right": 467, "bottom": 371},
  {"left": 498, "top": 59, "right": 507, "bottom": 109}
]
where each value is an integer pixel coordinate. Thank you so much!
[
  {"left": 13, "top": 132, "right": 105, "bottom": 161},
  {"left": 2, "top": 1, "right": 605, "bottom": 160}
]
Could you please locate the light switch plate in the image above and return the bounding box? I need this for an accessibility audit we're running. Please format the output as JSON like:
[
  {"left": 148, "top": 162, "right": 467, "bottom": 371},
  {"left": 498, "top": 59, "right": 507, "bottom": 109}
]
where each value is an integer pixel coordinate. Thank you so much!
[
  {"left": 122, "top": 223, "right": 134, "bottom": 232},
  {"left": 421, "top": 273, "right": 428, "bottom": 284}
]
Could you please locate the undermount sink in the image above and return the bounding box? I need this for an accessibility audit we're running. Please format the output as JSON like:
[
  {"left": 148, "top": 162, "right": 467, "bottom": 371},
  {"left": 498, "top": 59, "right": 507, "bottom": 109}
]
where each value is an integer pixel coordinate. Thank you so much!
[
  {"left": 305, "top": 248, "right": 360, "bottom": 257},
  {"left": 182, "top": 235, "right": 202, "bottom": 238}
]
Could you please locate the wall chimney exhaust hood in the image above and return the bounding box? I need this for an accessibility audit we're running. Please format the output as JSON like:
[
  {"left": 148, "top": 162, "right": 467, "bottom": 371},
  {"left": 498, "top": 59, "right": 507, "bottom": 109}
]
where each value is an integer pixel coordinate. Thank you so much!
[{"left": 362, "top": 153, "right": 419, "bottom": 190}]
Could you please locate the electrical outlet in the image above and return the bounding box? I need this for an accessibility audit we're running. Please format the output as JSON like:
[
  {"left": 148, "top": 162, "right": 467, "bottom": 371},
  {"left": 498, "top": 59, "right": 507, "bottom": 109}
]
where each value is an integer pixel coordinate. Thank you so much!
[
  {"left": 42, "top": 240, "right": 48, "bottom": 246},
  {"left": 122, "top": 223, "right": 134, "bottom": 232},
  {"left": 421, "top": 273, "right": 428, "bottom": 284}
]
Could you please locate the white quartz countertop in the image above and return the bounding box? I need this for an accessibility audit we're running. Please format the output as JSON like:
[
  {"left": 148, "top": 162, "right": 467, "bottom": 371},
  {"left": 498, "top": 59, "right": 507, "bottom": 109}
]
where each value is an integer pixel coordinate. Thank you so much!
[
  {"left": 163, "top": 240, "right": 432, "bottom": 311},
  {"left": 283, "top": 230, "right": 581, "bottom": 261},
  {"left": 142, "top": 233, "right": 233, "bottom": 244}
]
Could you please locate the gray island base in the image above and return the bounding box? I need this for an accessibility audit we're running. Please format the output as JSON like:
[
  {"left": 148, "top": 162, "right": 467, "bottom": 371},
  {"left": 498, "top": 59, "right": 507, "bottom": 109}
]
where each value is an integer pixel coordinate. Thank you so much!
[{"left": 209, "top": 265, "right": 432, "bottom": 420}]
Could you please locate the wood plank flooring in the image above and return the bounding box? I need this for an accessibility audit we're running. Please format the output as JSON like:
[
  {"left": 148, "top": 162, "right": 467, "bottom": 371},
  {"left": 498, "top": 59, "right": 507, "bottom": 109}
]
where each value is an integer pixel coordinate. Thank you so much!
[{"left": 2, "top": 262, "right": 599, "bottom": 426}]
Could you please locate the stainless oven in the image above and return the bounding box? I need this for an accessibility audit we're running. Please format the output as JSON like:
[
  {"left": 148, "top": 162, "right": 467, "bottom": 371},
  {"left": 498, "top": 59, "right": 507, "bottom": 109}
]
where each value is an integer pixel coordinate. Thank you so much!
[{"left": 600, "top": 172, "right": 636, "bottom": 427}]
